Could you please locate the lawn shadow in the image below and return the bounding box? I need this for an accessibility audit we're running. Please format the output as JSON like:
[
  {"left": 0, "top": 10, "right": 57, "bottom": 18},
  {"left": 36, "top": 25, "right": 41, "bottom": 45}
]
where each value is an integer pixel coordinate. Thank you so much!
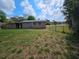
[{"left": 65, "top": 33, "right": 79, "bottom": 59}]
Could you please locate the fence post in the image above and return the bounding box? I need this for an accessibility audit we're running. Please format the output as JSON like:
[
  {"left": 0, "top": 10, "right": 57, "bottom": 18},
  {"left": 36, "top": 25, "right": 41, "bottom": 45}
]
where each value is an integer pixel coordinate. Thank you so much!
[
  {"left": 53, "top": 20, "right": 57, "bottom": 32},
  {"left": 62, "top": 25, "right": 65, "bottom": 33}
]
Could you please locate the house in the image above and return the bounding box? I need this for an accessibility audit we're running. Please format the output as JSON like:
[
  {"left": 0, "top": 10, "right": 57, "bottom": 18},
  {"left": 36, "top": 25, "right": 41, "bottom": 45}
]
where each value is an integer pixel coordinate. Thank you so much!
[{"left": 7, "top": 20, "right": 47, "bottom": 29}]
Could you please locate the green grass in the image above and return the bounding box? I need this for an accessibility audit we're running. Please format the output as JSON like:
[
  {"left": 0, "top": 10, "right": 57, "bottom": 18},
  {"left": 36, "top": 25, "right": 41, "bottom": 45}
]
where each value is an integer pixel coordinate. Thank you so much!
[{"left": 0, "top": 25, "right": 74, "bottom": 59}]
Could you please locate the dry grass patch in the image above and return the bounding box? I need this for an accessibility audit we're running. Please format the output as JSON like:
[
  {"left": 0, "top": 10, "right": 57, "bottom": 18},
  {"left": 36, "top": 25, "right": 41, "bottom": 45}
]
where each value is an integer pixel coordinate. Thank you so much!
[{"left": 0, "top": 25, "right": 70, "bottom": 59}]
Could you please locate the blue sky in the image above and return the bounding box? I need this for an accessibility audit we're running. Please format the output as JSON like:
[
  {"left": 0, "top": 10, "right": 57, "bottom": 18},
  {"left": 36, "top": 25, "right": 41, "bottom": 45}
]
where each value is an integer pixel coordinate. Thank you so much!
[
  {"left": 0, "top": 0, "right": 65, "bottom": 21},
  {"left": 13, "top": 0, "right": 23, "bottom": 16}
]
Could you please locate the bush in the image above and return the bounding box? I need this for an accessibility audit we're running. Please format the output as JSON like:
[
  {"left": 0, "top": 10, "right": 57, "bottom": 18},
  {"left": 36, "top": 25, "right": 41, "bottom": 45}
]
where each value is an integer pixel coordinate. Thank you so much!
[{"left": 1, "top": 23, "right": 8, "bottom": 29}]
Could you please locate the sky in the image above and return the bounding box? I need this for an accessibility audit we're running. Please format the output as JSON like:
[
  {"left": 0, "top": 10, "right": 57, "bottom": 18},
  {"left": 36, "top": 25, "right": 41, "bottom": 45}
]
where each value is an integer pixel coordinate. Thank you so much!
[{"left": 0, "top": 0, "right": 65, "bottom": 21}]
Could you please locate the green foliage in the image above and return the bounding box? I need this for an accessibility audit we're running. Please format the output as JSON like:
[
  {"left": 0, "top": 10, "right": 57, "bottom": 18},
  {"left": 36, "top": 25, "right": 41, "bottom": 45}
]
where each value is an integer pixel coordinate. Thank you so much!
[
  {"left": 63, "top": 0, "right": 79, "bottom": 33},
  {"left": 66, "top": 33, "right": 79, "bottom": 59},
  {"left": 1, "top": 23, "right": 7, "bottom": 29},
  {"left": 0, "top": 10, "right": 6, "bottom": 22},
  {"left": 11, "top": 16, "right": 24, "bottom": 22},
  {"left": 27, "top": 15, "right": 35, "bottom": 20}
]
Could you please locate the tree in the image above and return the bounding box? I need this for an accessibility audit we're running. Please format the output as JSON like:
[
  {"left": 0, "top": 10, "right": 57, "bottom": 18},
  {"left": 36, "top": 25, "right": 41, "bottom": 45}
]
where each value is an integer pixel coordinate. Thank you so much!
[
  {"left": 27, "top": 15, "right": 35, "bottom": 20},
  {"left": 0, "top": 10, "right": 6, "bottom": 22},
  {"left": 11, "top": 16, "right": 25, "bottom": 22},
  {"left": 63, "top": 0, "right": 79, "bottom": 33},
  {"left": 46, "top": 19, "right": 50, "bottom": 25}
]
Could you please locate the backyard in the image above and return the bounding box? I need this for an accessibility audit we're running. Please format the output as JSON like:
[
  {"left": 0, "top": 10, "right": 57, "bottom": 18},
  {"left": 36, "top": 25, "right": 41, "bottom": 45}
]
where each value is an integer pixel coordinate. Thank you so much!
[{"left": 0, "top": 25, "right": 78, "bottom": 59}]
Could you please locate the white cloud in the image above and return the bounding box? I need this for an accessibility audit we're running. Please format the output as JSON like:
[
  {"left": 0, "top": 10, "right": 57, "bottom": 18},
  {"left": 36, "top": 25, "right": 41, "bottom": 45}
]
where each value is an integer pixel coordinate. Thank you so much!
[
  {"left": 21, "top": 0, "right": 36, "bottom": 17},
  {"left": 34, "top": 0, "right": 65, "bottom": 21},
  {"left": 0, "top": 0, "right": 16, "bottom": 15},
  {"left": 20, "top": 0, "right": 65, "bottom": 21}
]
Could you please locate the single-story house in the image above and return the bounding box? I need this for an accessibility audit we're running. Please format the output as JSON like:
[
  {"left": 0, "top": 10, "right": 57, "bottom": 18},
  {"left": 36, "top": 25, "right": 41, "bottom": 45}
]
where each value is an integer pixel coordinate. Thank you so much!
[{"left": 7, "top": 21, "right": 47, "bottom": 29}]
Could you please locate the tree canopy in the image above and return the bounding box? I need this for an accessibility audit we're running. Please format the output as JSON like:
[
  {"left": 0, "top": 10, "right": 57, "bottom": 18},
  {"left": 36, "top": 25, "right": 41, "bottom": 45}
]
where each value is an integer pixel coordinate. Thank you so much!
[
  {"left": 11, "top": 16, "right": 25, "bottom": 23},
  {"left": 0, "top": 10, "right": 6, "bottom": 22},
  {"left": 27, "top": 15, "right": 35, "bottom": 20},
  {"left": 63, "top": 0, "right": 79, "bottom": 33}
]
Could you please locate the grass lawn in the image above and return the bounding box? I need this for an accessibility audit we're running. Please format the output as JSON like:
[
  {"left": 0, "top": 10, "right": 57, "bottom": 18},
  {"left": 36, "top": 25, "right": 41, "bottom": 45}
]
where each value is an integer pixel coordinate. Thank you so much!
[{"left": 0, "top": 25, "right": 75, "bottom": 59}]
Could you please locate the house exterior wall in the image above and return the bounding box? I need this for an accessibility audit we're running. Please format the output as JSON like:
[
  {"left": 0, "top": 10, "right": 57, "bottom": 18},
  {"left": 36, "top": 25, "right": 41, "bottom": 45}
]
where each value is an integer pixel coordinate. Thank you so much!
[
  {"left": 22, "top": 22, "right": 46, "bottom": 29},
  {"left": 22, "top": 22, "right": 33, "bottom": 28},
  {"left": 7, "top": 21, "right": 46, "bottom": 29},
  {"left": 7, "top": 23, "right": 16, "bottom": 29}
]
